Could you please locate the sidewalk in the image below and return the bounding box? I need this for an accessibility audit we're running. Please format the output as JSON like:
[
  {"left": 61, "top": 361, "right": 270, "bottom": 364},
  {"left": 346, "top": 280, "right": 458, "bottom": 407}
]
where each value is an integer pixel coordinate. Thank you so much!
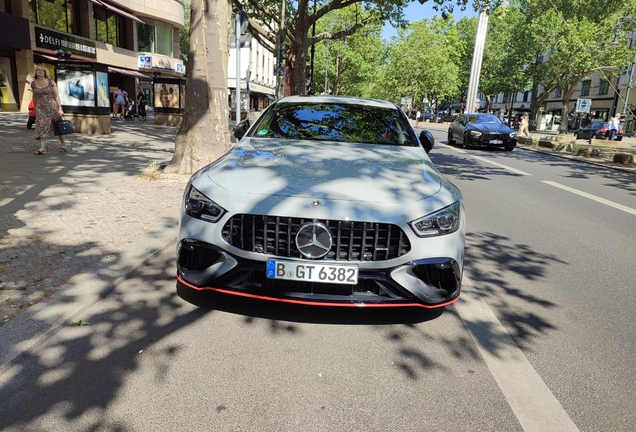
[{"left": 0, "top": 112, "right": 188, "bottom": 372}]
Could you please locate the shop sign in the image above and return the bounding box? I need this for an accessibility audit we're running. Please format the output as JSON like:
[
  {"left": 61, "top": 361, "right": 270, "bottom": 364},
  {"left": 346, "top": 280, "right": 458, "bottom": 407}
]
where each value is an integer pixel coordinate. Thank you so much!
[
  {"left": 34, "top": 26, "right": 96, "bottom": 59},
  {"left": 138, "top": 55, "right": 186, "bottom": 75}
]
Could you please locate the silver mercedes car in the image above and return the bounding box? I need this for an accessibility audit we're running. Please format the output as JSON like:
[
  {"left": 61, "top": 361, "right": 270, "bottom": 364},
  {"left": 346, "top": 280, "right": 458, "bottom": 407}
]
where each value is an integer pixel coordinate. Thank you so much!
[{"left": 177, "top": 96, "right": 465, "bottom": 309}]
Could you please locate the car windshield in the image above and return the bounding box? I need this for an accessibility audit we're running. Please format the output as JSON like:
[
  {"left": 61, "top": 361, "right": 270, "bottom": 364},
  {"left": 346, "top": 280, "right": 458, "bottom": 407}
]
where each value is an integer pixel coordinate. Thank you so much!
[
  {"left": 466, "top": 114, "right": 501, "bottom": 124},
  {"left": 248, "top": 102, "right": 416, "bottom": 146},
  {"left": 590, "top": 122, "right": 606, "bottom": 128}
]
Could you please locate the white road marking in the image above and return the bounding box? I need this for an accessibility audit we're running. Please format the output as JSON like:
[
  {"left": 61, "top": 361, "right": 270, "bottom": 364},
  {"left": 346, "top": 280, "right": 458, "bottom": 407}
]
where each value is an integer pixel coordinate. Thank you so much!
[
  {"left": 471, "top": 155, "right": 533, "bottom": 176},
  {"left": 456, "top": 276, "right": 580, "bottom": 432},
  {"left": 438, "top": 144, "right": 532, "bottom": 175},
  {"left": 439, "top": 143, "right": 467, "bottom": 154},
  {"left": 542, "top": 181, "right": 636, "bottom": 216}
]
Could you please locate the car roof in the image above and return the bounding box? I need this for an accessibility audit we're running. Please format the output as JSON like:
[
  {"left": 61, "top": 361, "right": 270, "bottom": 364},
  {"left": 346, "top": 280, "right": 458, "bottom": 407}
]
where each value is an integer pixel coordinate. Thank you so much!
[{"left": 276, "top": 95, "right": 399, "bottom": 109}]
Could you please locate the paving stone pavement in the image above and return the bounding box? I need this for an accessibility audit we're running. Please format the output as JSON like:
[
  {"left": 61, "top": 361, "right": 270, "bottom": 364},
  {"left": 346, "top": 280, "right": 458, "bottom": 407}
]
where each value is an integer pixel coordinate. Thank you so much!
[{"left": 0, "top": 112, "right": 189, "bottom": 325}]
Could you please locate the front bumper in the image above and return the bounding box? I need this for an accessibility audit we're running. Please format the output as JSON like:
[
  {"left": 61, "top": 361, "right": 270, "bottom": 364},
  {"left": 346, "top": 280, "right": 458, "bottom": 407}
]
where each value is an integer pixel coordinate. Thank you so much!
[
  {"left": 176, "top": 238, "right": 462, "bottom": 308},
  {"left": 467, "top": 133, "right": 516, "bottom": 148}
]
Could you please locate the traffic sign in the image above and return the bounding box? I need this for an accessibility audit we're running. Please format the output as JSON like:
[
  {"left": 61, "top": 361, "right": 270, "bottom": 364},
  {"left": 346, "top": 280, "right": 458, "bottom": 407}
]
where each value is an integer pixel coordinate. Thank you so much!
[{"left": 576, "top": 98, "right": 591, "bottom": 113}]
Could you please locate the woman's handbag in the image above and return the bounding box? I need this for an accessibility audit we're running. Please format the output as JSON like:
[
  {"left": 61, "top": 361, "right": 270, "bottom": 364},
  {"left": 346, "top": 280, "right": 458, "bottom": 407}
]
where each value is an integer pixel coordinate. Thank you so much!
[{"left": 54, "top": 117, "right": 75, "bottom": 136}]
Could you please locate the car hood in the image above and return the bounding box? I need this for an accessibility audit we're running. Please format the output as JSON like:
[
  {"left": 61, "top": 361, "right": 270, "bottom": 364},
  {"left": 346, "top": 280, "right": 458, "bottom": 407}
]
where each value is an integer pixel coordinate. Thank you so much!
[
  {"left": 205, "top": 138, "right": 442, "bottom": 204},
  {"left": 467, "top": 123, "right": 513, "bottom": 133}
]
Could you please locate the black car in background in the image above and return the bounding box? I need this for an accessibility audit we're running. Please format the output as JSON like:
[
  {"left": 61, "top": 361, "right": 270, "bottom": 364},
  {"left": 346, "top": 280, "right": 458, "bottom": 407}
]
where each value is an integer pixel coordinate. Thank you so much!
[
  {"left": 447, "top": 113, "right": 517, "bottom": 151},
  {"left": 574, "top": 121, "right": 623, "bottom": 141}
]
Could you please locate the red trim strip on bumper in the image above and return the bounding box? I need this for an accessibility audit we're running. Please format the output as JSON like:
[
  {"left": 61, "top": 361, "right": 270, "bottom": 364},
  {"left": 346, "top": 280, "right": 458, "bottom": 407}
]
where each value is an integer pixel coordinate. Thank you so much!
[{"left": 176, "top": 275, "right": 459, "bottom": 309}]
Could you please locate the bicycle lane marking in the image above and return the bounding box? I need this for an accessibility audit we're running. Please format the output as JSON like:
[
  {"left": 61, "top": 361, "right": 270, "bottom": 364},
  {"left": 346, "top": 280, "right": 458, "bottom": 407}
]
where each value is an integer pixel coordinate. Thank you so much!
[{"left": 455, "top": 276, "right": 579, "bottom": 432}]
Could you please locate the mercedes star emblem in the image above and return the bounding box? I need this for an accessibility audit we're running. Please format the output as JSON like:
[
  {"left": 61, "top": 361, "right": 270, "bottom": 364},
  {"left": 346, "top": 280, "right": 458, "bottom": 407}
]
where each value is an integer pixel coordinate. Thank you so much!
[{"left": 295, "top": 222, "right": 333, "bottom": 259}]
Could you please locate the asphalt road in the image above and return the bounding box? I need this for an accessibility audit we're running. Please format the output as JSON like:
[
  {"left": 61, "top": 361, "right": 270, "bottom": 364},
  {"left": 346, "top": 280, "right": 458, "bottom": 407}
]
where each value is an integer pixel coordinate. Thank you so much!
[{"left": 0, "top": 127, "right": 634, "bottom": 431}]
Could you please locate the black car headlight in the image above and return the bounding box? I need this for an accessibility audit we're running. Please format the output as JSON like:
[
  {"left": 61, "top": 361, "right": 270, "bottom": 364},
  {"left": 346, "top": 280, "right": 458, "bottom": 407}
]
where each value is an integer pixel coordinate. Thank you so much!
[
  {"left": 185, "top": 185, "right": 226, "bottom": 223},
  {"left": 470, "top": 130, "right": 482, "bottom": 137},
  {"left": 409, "top": 202, "right": 461, "bottom": 238}
]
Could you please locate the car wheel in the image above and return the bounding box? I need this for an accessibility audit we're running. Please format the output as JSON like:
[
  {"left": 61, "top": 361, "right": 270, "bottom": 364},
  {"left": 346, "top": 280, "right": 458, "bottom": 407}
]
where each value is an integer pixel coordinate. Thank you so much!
[
  {"left": 447, "top": 131, "right": 455, "bottom": 145},
  {"left": 462, "top": 133, "right": 470, "bottom": 149},
  {"left": 505, "top": 143, "right": 516, "bottom": 152}
]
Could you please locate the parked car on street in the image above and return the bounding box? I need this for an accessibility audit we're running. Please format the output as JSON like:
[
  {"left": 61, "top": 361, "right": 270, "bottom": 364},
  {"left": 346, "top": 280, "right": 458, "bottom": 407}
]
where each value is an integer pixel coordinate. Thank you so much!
[
  {"left": 574, "top": 121, "right": 623, "bottom": 141},
  {"left": 422, "top": 112, "right": 442, "bottom": 123},
  {"left": 447, "top": 113, "right": 517, "bottom": 151},
  {"left": 177, "top": 95, "right": 465, "bottom": 309}
]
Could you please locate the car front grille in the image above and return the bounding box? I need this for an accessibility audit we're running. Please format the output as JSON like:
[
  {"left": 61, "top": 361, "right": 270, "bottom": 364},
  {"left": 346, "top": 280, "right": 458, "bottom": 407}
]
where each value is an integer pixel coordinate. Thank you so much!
[
  {"left": 481, "top": 133, "right": 510, "bottom": 141},
  {"left": 222, "top": 215, "right": 411, "bottom": 261}
]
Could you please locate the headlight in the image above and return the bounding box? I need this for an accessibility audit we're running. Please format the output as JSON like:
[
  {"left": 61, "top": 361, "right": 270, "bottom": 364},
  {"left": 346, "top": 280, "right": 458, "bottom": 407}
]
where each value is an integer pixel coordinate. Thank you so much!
[
  {"left": 470, "top": 130, "right": 482, "bottom": 137},
  {"left": 409, "top": 202, "right": 461, "bottom": 238},
  {"left": 185, "top": 185, "right": 226, "bottom": 223},
  {"left": 509, "top": 132, "right": 517, "bottom": 138}
]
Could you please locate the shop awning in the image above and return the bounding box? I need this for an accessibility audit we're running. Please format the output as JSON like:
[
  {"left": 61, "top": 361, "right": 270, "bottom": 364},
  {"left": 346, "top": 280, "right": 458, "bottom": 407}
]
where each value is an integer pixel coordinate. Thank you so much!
[
  {"left": 108, "top": 66, "right": 149, "bottom": 78},
  {"left": 89, "top": 0, "right": 144, "bottom": 23}
]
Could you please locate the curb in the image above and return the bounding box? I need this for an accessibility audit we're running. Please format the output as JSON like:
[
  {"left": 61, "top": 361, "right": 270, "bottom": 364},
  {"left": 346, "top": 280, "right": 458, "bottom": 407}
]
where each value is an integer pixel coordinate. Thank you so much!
[{"left": 0, "top": 217, "right": 179, "bottom": 374}]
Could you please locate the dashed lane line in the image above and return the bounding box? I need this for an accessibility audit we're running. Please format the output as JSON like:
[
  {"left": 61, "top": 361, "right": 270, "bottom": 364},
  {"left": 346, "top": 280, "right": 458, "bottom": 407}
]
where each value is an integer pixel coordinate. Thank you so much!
[
  {"left": 542, "top": 181, "right": 636, "bottom": 216},
  {"left": 438, "top": 144, "right": 532, "bottom": 176},
  {"left": 456, "top": 276, "right": 579, "bottom": 432}
]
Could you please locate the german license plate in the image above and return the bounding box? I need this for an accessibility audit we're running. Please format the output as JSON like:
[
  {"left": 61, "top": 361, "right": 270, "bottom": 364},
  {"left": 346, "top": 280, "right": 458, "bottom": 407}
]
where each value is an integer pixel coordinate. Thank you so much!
[
  {"left": 489, "top": 139, "right": 503, "bottom": 144},
  {"left": 266, "top": 260, "right": 359, "bottom": 285}
]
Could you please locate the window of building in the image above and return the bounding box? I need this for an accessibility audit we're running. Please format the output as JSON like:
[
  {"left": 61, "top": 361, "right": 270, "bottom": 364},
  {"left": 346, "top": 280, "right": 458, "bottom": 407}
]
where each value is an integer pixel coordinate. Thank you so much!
[
  {"left": 94, "top": 5, "right": 125, "bottom": 47},
  {"left": 554, "top": 87, "right": 562, "bottom": 98},
  {"left": 598, "top": 79, "right": 609, "bottom": 95},
  {"left": 523, "top": 91, "right": 529, "bottom": 102},
  {"left": 138, "top": 23, "right": 173, "bottom": 56},
  {"left": 503, "top": 94, "right": 508, "bottom": 103},
  {"left": 29, "top": 0, "right": 77, "bottom": 35},
  {"left": 580, "top": 80, "right": 591, "bottom": 96}
]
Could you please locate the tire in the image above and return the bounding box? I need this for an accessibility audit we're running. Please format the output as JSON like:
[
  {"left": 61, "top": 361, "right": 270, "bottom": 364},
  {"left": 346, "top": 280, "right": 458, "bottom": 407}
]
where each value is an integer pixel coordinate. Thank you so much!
[
  {"left": 447, "top": 130, "right": 455, "bottom": 145},
  {"left": 462, "top": 133, "right": 471, "bottom": 149},
  {"left": 505, "top": 143, "right": 516, "bottom": 152}
]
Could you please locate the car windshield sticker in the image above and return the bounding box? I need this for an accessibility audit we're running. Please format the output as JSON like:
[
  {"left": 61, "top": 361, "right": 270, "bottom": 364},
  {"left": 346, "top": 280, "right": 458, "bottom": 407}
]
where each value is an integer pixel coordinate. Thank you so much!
[{"left": 257, "top": 129, "right": 269, "bottom": 136}]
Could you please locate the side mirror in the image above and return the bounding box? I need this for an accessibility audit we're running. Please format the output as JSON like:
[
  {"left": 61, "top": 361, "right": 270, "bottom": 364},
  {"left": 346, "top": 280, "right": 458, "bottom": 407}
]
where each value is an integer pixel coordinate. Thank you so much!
[
  {"left": 233, "top": 119, "right": 250, "bottom": 140},
  {"left": 419, "top": 130, "right": 435, "bottom": 154}
]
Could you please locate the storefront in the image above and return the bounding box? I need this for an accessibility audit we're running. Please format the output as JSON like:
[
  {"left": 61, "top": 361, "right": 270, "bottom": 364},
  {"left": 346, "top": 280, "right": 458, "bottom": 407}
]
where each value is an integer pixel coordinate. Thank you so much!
[{"left": 0, "top": 10, "right": 30, "bottom": 111}]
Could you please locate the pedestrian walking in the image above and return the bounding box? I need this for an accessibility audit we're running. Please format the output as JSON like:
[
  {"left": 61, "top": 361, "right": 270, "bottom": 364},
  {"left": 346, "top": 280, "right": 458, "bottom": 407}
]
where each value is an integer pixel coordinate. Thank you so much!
[
  {"left": 608, "top": 113, "right": 621, "bottom": 140},
  {"left": 519, "top": 114, "right": 530, "bottom": 137},
  {"left": 112, "top": 88, "right": 128, "bottom": 119},
  {"left": 30, "top": 64, "right": 67, "bottom": 155},
  {"left": 136, "top": 86, "right": 147, "bottom": 121},
  {"left": 415, "top": 109, "right": 421, "bottom": 126}
]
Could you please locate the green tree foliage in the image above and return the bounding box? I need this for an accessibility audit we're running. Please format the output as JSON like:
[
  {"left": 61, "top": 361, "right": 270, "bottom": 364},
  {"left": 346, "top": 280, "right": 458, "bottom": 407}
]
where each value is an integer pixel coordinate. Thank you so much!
[
  {"left": 232, "top": 0, "right": 413, "bottom": 95},
  {"left": 511, "top": 0, "right": 634, "bottom": 132},
  {"left": 378, "top": 16, "right": 461, "bottom": 110},
  {"left": 310, "top": 6, "right": 386, "bottom": 97}
]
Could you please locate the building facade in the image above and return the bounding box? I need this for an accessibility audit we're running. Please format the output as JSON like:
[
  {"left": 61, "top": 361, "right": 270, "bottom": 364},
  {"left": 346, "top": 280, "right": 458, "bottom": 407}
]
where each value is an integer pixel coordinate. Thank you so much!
[
  {"left": 0, "top": 0, "right": 185, "bottom": 132},
  {"left": 228, "top": 33, "right": 276, "bottom": 120}
]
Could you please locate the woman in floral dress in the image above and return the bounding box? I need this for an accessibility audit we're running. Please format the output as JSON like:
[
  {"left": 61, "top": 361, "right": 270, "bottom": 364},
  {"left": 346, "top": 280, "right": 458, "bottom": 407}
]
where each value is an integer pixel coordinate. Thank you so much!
[{"left": 31, "top": 65, "right": 66, "bottom": 155}]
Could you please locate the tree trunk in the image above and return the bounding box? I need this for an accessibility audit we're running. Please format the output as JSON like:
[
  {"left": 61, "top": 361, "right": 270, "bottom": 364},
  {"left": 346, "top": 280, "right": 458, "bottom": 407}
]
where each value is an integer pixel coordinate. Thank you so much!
[
  {"left": 559, "top": 79, "right": 580, "bottom": 134},
  {"left": 164, "top": 0, "right": 233, "bottom": 175}
]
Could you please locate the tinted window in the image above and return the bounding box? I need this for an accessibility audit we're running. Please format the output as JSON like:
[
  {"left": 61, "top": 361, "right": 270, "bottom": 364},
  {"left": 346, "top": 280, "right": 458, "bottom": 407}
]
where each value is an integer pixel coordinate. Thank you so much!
[
  {"left": 590, "top": 122, "right": 606, "bottom": 128},
  {"left": 467, "top": 114, "right": 501, "bottom": 124},
  {"left": 249, "top": 102, "right": 415, "bottom": 146}
]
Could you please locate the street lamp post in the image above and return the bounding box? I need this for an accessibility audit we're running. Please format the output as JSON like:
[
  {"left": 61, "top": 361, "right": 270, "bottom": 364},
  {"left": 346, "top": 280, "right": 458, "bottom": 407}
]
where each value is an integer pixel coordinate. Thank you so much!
[
  {"left": 612, "top": 17, "right": 636, "bottom": 122},
  {"left": 621, "top": 51, "right": 636, "bottom": 118}
]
